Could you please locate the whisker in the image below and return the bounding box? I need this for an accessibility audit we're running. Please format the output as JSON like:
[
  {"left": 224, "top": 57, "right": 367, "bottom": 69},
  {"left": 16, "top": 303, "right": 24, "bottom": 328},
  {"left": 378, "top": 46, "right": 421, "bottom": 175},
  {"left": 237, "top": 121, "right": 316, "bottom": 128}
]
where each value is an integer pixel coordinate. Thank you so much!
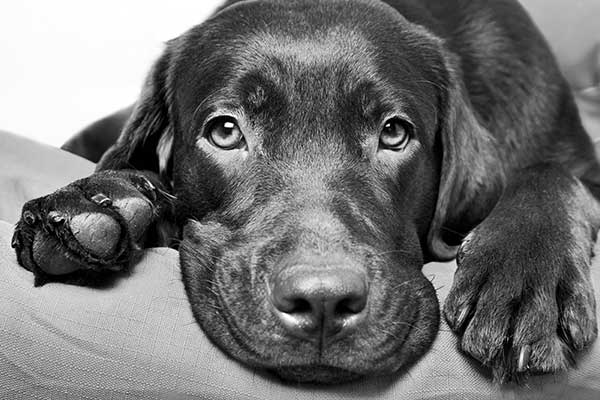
[
  {"left": 167, "top": 295, "right": 188, "bottom": 301},
  {"left": 204, "top": 303, "right": 223, "bottom": 312},
  {"left": 169, "top": 238, "right": 183, "bottom": 246},
  {"left": 387, "top": 321, "right": 418, "bottom": 330},
  {"left": 388, "top": 278, "right": 421, "bottom": 291},
  {"left": 375, "top": 249, "right": 412, "bottom": 257},
  {"left": 157, "top": 187, "right": 177, "bottom": 201},
  {"left": 404, "top": 78, "right": 449, "bottom": 91},
  {"left": 440, "top": 226, "right": 468, "bottom": 239},
  {"left": 374, "top": 327, "right": 402, "bottom": 340}
]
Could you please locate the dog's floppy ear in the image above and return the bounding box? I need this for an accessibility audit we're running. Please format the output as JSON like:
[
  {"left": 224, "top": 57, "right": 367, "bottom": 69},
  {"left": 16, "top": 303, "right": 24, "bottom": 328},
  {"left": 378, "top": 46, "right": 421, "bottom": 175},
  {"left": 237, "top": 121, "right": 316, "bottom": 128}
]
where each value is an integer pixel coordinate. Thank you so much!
[
  {"left": 96, "top": 46, "right": 174, "bottom": 179},
  {"left": 427, "top": 54, "right": 502, "bottom": 260}
]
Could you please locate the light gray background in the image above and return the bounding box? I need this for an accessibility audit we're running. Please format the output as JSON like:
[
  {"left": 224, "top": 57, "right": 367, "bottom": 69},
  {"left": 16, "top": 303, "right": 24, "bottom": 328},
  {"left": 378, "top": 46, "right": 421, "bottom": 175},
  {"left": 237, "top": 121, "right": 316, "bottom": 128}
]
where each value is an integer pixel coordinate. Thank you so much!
[{"left": 0, "top": 0, "right": 598, "bottom": 147}]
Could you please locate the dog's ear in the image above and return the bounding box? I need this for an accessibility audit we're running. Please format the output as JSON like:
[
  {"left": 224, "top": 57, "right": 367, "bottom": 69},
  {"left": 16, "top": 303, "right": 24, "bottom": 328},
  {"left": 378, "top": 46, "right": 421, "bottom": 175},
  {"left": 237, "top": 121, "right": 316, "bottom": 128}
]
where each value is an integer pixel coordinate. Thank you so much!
[
  {"left": 427, "top": 54, "right": 502, "bottom": 260},
  {"left": 96, "top": 46, "right": 174, "bottom": 179}
]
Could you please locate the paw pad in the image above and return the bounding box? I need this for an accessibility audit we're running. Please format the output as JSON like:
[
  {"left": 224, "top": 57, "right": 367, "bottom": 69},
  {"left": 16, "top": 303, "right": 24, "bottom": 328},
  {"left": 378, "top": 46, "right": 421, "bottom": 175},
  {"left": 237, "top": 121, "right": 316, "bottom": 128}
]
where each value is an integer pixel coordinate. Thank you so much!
[{"left": 70, "top": 212, "right": 121, "bottom": 258}]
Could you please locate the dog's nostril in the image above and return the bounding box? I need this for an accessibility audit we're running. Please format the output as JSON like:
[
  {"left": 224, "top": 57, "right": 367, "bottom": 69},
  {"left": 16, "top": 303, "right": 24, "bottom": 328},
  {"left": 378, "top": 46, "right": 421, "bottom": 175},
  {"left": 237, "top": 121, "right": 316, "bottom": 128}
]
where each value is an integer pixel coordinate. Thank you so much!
[
  {"left": 277, "top": 297, "right": 313, "bottom": 314},
  {"left": 289, "top": 298, "right": 312, "bottom": 314},
  {"left": 270, "top": 262, "right": 368, "bottom": 340},
  {"left": 335, "top": 296, "right": 366, "bottom": 315}
]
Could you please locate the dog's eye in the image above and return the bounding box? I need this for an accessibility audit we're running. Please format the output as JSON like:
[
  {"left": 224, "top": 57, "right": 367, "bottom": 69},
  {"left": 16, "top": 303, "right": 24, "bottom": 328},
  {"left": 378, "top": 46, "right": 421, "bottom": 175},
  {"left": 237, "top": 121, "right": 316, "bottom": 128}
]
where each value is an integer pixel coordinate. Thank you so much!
[
  {"left": 379, "top": 118, "right": 411, "bottom": 150},
  {"left": 206, "top": 117, "right": 245, "bottom": 150}
]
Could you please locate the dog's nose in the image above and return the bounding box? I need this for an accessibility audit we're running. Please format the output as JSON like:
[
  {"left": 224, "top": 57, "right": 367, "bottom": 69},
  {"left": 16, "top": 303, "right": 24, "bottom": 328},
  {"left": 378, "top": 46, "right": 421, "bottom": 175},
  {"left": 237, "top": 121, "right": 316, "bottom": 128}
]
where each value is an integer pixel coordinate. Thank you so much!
[{"left": 270, "top": 262, "right": 368, "bottom": 341}]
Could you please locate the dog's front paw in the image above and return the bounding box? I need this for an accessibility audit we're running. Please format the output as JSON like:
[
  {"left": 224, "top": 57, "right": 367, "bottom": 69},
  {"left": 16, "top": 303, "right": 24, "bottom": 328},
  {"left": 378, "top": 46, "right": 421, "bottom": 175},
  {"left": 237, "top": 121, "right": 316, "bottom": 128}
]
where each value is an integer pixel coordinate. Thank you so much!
[
  {"left": 444, "top": 227, "right": 597, "bottom": 382},
  {"left": 12, "top": 170, "right": 165, "bottom": 285}
]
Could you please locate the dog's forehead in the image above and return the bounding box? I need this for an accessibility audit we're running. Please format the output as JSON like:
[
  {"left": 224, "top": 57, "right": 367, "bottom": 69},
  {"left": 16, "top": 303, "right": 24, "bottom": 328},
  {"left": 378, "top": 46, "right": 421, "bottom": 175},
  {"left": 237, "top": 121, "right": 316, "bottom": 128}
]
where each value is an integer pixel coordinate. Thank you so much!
[
  {"left": 232, "top": 26, "right": 381, "bottom": 110},
  {"left": 238, "top": 26, "right": 376, "bottom": 72},
  {"left": 172, "top": 0, "right": 443, "bottom": 145},
  {"left": 214, "top": 0, "right": 422, "bottom": 81},
  {"left": 175, "top": 0, "right": 432, "bottom": 85}
]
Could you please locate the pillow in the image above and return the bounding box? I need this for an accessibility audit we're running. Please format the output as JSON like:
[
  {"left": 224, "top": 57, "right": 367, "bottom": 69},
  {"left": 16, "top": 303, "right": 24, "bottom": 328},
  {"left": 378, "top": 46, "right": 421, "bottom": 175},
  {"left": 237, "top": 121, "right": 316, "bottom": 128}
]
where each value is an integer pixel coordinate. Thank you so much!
[
  {"left": 0, "top": 131, "right": 95, "bottom": 224},
  {"left": 1, "top": 220, "right": 600, "bottom": 399},
  {"left": 520, "top": 0, "right": 600, "bottom": 76},
  {"left": 570, "top": 45, "right": 600, "bottom": 141},
  {"left": 520, "top": 0, "right": 600, "bottom": 142},
  {"left": 1, "top": 133, "right": 600, "bottom": 399}
]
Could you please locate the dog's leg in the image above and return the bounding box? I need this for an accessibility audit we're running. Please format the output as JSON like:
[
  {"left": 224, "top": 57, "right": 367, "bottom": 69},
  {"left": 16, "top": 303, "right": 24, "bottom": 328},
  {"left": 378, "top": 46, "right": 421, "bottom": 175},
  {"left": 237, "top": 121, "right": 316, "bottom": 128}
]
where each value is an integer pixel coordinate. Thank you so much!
[
  {"left": 444, "top": 163, "right": 600, "bottom": 382},
  {"left": 11, "top": 170, "right": 175, "bottom": 286}
]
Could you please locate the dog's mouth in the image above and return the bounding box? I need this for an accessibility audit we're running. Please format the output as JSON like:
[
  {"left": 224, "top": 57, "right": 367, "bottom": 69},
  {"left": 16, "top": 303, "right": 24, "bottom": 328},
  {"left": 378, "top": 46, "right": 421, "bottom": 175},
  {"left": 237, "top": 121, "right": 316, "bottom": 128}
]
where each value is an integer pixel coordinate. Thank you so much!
[{"left": 179, "top": 219, "right": 440, "bottom": 384}]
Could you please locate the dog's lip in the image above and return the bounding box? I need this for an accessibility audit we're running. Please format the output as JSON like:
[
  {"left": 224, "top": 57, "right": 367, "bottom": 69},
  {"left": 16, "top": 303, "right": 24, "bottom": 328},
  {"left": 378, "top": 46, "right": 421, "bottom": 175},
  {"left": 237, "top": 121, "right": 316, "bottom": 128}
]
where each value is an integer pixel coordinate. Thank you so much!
[{"left": 274, "top": 364, "right": 363, "bottom": 383}]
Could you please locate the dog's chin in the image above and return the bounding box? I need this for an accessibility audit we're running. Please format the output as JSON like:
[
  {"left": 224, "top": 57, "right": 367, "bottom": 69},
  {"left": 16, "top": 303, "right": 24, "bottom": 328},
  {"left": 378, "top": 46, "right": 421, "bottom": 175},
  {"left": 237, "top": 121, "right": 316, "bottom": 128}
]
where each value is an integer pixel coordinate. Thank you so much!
[{"left": 274, "top": 366, "right": 363, "bottom": 384}]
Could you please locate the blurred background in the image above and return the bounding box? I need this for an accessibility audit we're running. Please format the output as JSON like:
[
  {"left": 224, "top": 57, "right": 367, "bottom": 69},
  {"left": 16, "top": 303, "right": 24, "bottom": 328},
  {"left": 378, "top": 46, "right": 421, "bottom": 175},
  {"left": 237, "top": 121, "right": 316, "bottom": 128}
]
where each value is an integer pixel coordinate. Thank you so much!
[
  {"left": 0, "top": 0, "right": 598, "bottom": 147},
  {"left": 0, "top": 0, "right": 222, "bottom": 146}
]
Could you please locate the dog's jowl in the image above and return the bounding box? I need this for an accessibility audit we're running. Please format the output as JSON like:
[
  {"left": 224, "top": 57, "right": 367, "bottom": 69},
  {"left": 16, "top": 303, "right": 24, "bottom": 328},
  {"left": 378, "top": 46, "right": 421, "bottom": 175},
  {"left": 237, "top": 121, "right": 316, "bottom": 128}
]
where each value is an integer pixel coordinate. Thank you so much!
[{"left": 12, "top": 0, "right": 600, "bottom": 384}]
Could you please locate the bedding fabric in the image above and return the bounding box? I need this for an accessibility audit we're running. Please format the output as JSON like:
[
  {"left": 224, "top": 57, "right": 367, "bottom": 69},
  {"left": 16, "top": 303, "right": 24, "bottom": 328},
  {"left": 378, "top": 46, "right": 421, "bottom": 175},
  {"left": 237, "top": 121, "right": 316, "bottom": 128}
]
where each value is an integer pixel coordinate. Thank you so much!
[
  {"left": 1, "top": 219, "right": 599, "bottom": 400},
  {"left": 1, "top": 134, "right": 600, "bottom": 400}
]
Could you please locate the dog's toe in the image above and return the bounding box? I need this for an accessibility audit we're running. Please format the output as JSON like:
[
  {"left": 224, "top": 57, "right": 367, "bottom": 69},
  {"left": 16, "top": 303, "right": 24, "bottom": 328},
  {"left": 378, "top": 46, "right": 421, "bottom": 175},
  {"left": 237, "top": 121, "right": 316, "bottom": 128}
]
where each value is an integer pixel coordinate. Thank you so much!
[
  {"left": 112, "top": 197, "right": 154, "bottom": 240},
  {"left": 558, "top": 276, "right": 598, "bottom": 351},
  {"left": 32, "top": 231, "right": 85, "bottom": 275}
]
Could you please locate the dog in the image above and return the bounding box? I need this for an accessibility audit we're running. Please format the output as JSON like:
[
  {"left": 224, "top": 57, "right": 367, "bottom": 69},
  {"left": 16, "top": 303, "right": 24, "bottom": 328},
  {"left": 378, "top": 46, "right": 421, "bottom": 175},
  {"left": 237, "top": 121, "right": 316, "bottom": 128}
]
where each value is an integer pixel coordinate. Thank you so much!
[{"left": 12, "top": 0, "right": 600, "bottom": 384}]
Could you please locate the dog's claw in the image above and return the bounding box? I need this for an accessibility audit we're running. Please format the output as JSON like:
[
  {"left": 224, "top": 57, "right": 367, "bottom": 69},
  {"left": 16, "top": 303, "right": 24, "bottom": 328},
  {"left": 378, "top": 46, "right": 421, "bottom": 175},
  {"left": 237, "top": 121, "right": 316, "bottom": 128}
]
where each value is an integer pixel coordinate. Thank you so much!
[
  {"left": 141, "top": 177, "right": 155, "bottom": 192},
  {"left": 517, "top": 345, "right": 531, "bottom": 372},
  {"left": 456, "top": 306, "right": 471, "bottom": 329},
  {"left": 134, "top": 176, "right": 157, "bottom": 202},
  {"left": 91, "top": 193, "right": 113, "bottom": 207},
  {"left": 11, "top": 232, "right": 21, "bottom": 249},
  {"left": 48, "top": 211, "right": 66, "bottom": 224},
  {"left": 23, "top": 211, "right": 36, "bottom": 225}
]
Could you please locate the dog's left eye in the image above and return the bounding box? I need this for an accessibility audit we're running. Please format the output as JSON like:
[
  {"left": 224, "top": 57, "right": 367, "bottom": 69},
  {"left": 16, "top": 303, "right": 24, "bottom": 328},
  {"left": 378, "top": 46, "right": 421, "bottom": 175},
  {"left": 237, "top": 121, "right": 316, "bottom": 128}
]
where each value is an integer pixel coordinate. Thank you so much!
[
  {"left": 379, "top": 118, "right": 411, "bottom": 150},
  {"left": 206, "top": 117, "right": 245, "bottom": 150}
]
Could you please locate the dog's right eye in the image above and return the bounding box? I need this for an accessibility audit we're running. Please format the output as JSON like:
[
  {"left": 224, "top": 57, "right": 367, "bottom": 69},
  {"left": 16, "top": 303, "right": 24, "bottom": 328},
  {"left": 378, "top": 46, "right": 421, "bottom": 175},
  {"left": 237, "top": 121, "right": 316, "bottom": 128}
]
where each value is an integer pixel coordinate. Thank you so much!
[
  {"left": 206, "top": 117, "right": 245, "bottom": 150},
  {"left": 379, "top": 118, "right": 411, "bottom": 151}
]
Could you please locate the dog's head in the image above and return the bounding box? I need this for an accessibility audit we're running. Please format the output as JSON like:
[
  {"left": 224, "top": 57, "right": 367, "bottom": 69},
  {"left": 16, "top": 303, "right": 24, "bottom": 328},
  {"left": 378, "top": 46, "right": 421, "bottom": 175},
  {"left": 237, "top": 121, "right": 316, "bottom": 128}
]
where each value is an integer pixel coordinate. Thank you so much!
[{"left": 99, "top": 0, "right": 491, "bottom": 383}]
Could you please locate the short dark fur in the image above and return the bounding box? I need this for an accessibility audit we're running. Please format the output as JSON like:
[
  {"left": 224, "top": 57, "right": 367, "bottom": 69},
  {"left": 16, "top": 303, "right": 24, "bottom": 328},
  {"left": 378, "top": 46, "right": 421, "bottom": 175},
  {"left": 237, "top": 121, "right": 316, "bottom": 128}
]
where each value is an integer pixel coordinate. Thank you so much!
[{"left": 13, "top": 0, "right": 600, "bottom": 384}]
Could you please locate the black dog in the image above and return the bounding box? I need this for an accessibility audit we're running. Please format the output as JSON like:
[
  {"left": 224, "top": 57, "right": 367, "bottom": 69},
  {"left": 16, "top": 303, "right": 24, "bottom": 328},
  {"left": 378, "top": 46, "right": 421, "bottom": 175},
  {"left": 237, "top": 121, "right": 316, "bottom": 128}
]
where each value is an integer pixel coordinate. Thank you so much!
[{"left": 12, "top": 0, "right": 600, "bottom": 384}]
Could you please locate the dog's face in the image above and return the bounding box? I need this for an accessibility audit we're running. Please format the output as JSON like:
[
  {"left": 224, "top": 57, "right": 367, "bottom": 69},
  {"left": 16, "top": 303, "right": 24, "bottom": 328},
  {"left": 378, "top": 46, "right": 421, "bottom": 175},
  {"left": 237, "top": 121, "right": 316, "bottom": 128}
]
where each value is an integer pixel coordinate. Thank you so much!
[{"left": 150, "top": 0, "right": 454, "bottom": 383}]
